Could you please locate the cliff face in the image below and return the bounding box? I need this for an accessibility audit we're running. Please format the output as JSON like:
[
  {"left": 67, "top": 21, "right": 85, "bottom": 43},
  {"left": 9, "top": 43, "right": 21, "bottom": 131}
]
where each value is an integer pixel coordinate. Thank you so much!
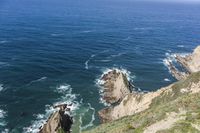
[
  {"left": 99, "top": 69, "right": 132, "bottom": 104},
  {"left": 166, "top": 45, "right": 200, "bottom": 80},
  {"left": 40, "top": 106, "right": 73, "bottom": 133},
  {"left": 84, "top": 71, "right": 200, "bottom": 133},
  {"left": 177, "top": 46, "right": 200, "bottom": 73},
  {"left": 84, "top": 46, "right": 200, "bottom": 133},
  {"left": 98, "top": 69, "right": 132, "bottom": 122}
]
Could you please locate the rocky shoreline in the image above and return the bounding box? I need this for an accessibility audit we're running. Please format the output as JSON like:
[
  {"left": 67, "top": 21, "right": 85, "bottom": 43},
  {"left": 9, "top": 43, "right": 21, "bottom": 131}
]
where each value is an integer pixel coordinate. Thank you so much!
[
  {"left": 40, "top": 46, "right": 200, "bottom": 132},
  {"left": 98, "top": 46, "right": 200, "bottom": 123},
  {"left": 39, "top": 104, "right": 73, "bottom": 133},
  {"left": 99, "top": 69, "right": 133, "bottom": 105},
  {"left": 166, "top": 46, "right": 200, "bottom": 80}
]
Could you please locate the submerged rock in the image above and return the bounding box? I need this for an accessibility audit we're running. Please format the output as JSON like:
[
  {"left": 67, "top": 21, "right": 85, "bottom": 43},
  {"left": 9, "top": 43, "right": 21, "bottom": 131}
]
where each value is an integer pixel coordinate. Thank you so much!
[{"left": 39, "top": 104, "right": 73, "bottom": 133}]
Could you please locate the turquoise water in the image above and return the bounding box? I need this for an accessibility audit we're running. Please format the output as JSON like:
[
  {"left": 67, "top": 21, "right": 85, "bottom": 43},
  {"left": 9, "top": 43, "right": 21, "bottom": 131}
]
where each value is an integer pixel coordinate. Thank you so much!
[{"left": 0, "top": 0, "right": 200, "bottom": 132}]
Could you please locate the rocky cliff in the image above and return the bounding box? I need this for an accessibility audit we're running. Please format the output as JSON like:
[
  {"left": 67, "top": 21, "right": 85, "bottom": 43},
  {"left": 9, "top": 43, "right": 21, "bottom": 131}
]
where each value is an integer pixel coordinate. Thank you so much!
[
  {"left": 84, "top": 70, "right": 200, "bottom": 133},
  {"left": 166, "top": 45, "right": 200, "bottom": 80},
  {"left": 84, "top": 45, "right": 200, "bottom": 133},
  {"left": 99, "top": 69, "right": 132, "bottom": 105},
  {"left": 39, "top": 104, "right": 73, "bottom": 133}
]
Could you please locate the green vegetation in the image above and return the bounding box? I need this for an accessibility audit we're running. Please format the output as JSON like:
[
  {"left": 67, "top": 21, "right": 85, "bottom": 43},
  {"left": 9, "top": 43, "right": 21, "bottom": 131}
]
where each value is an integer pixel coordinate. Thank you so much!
[{"left": 83, "top": 72, "right": 200, "bottom": 133}]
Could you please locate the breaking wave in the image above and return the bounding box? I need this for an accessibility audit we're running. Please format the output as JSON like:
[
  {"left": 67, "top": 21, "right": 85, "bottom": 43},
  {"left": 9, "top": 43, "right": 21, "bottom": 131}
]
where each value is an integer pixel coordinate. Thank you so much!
[
  {"left": 0, "top": 109, "right": 8, "bottom": 133},
  {"left": 80, "top": 103, "right": 95, "bottom": 131},
  {"left": 163, "top": 52, "right": 189, "bottom": 72},
  {"left": 0, "top": 84, "right": 3, "bottom": 92},
  {"left": 85, "top": 54, "right": 96, "bottom": 70},
  {"left": 95, "top": 67, "right": 135, "bottom": 106},
  {"left": 23, "top": 84, "right": 79, "bottom": 133},
  {"left": 177, "top": 45, "right": 185, "bottom": 48},
  {"left": 164, "top": 78, "right": 170, "bottom": 82}
]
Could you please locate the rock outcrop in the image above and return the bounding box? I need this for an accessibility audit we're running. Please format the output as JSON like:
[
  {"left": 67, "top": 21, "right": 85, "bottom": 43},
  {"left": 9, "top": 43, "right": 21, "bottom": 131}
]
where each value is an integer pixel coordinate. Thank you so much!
[
  {"left": 39, "top": 104, "right": 73, "bottom": 133},
  {"left": 84, "top": 71, "right": 200, "bottom": 133},
  {"left": 176, "top": 46, "right": 200, "bottom": 73},
  {"left": 98, "top": 46, "right": 200, "bottom": 123},
  {"left": 99, "top": 69, "right": 132, "bottom": 104},
  {"left": 167, "top": 45, "right": 200, "bottom": 80}
]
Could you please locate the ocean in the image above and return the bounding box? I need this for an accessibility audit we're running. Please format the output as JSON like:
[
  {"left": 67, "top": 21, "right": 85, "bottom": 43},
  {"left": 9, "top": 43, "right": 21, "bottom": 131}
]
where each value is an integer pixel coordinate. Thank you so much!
[{"left": 0, "top": 0, "right": 200, "bottom": 132}]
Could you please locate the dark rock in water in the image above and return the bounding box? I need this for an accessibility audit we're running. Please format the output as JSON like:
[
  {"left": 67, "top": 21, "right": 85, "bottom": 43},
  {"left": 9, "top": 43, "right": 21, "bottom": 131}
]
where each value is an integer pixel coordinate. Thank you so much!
[
  {"left": 39, "top": 104, "right": 73, "bottom": 133},
  {"left": 166, "top": 45, "right": 200, "bottom": 80}
]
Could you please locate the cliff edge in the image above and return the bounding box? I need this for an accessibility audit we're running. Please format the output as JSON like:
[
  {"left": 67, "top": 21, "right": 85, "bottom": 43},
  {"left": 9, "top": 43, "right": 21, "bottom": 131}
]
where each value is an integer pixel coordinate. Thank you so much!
[{"left": 84, "top": 45, "right": 200, "bottom": 133}]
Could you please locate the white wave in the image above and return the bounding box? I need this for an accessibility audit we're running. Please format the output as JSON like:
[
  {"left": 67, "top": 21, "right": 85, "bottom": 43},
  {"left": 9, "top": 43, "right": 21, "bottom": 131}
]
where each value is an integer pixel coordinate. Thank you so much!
[
  {"left": 177, "top": 45, "right": 185, "bottom": 48},
  {"left": 95, "top": 67, "right": 135, "bottom": 106},
  {"left": 134, "top": 27, "right": 153, "bottom": 31},
  {"left": 85, "top": 60, "right": 90, "bottom": 70},
  {"left": 24, "top": 84, "right": 79, "bottom": 133},
  {"left": 85, "top": 54, "right": 97, "bottom": 70},
  {"left": 27, "top": 77, "right": 47, "bottom": 85},
  {"left": 164, "top": 78, "right": 170, "bottom": 82},
  {"left": 0, "top": 41, "right": 8, "bottom": 44},
  {"left": 0, "top": 109, "right": 7, "bottom": 131},
  {"left": 95, "top": 59, "right": 112, "bottom": 62},
  {"left": 80, "top": 103, "right": 95, "bottom": 130},
  {"left": 108, "top": 53, "right": 125, "bottom": 58},
  {"left": 163, "top": 52, "right": 189, "bottom": 72},
  {"left": 1, "top": 129, "right": 9, "bottom": 133},
  {"left": 81, "top": 30, "right": 93, "bottom": 33},
  {"left": 50, "top": 33, "right": 64, "bottom": 37},
  {"left": 0, "top": 84, "right": 3, "bottom": 92},
  {"left": 163, "top": 53, "right": 177, "bottom": 68}
]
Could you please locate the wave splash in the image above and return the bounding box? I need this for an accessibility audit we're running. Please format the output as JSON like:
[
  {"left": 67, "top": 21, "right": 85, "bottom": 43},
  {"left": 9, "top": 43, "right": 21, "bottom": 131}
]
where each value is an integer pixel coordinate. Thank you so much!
[
  {"left": 0, "top": 84, "right": 3, "bottom": 92},
  {"left": 23, "top": 84, "right": 79, "bottom": 133},
  {"left": 95, "top": 67, "right": 135, "bottom": 106},
  {"left": 85, "top": 54, "right": 96, "bottom": 70},
  {"left": 163, "top": 52, "right": 189, "bottom": 73},
  {"left": 0, "top": 109, "right": 8, "bottom": 133},
  {"left": 79, "top": 103, "right": 95, "bottom": 131}
]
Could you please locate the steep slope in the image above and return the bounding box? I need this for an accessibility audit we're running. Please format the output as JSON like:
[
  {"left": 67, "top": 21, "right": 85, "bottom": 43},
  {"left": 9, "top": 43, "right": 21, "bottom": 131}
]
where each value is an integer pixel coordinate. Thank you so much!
[{"left": 84, "top": 71, "right": 200, "bottom": 133}]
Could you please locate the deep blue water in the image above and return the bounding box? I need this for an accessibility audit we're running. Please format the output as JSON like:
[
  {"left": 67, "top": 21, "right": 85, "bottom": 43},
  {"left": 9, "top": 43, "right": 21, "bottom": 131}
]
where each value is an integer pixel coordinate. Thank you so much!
[{"left": 0, "top": 0, "right": 200, "bottom": 132}]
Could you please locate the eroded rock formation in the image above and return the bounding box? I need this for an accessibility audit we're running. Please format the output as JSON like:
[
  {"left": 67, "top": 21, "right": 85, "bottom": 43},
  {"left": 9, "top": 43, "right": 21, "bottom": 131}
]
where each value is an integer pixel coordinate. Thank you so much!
[
  {"left": 98, "top": 46, "right": 200, "bottom": 123},
  {"left": 100, "top": 69, "right": 132, "bottom": 104},
  {"left": 167, "top": 45, "right": 200, "bottom": 80},
  {"left": 39, "top": 104, "right": 73, "bottom": 133}
]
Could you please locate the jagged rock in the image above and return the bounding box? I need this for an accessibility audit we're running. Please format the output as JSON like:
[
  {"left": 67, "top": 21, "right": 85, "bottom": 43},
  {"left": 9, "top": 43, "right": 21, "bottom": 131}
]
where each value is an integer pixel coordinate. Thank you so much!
[
  {"left": 100, "top": 69, "right": 132, "bottom": 104},
  {"left": 98, "top": 71, "right": 200, "bottom": 124},
  {"left": 176, "top": 46, "right": 200, "bottom": 73},
  {"left": 39, "top": 104, "right": 73, "bottom": 133},
  {"left": 166, "top": 45, "right": 200, "bottom": 80},
  {"left": 166, "top": 61, "right": 189, "bottom": 80}
]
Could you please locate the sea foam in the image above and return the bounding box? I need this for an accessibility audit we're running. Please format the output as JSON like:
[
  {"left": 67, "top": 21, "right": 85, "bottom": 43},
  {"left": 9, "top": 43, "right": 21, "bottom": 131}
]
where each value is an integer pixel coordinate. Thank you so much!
[
  {"left": 80, "top": 103, "right": 95, "bottom": 131},
  {"left": 95, "top": 67, "right": 135, "bottom": 106},
  {"left": 85, "top": 54, "right": 97, "bottom": 70},
  {"left": 0, "top": 109, "right": 7, "bottom": 132},
  {"left": 23, "top": 84, "right": 79, "bottom": 133},
  {"left": 0, "top": 84, "right": 3, "bottom": 92}
]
